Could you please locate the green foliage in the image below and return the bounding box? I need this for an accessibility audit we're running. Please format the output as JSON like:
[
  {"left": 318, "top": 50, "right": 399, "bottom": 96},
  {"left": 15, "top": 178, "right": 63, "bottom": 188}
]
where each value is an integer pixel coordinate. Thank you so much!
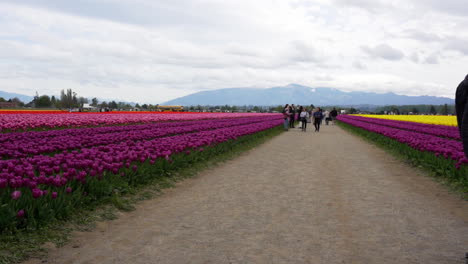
[
  {"left": 439, "top": 104, "right": 450, "bottom": 115},
  {"left": 375, "top": 104, "right": 455, "bottom": 115},
  {"left": 60, "top": 89, "right": 78, "bottom": 109},
  {"left": 35, "top": 95, "right": 52, "bottom": 108},
  {"left": 109, "top": 101, "right": 118, "bottom": 109}
]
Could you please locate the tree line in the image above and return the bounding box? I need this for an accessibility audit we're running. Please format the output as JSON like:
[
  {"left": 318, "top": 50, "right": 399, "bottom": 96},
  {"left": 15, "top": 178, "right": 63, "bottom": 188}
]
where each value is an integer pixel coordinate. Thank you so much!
[
  {"left": 0, "top": 89, "right": 456, "bottom": 115},
  {"left": 373, "top": 104, "right": 454, "bottom": 115}
]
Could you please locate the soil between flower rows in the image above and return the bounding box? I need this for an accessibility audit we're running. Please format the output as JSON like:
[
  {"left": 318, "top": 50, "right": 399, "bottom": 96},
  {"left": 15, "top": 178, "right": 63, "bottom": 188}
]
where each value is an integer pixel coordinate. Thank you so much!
[{"left": 23, "top": 125, "right": 468, "bottom": 264}]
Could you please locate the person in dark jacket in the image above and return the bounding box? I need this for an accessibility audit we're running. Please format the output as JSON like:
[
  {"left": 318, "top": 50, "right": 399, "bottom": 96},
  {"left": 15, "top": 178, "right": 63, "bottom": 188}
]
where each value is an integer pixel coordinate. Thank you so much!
[
  {"left": 330, "top": 108, "right": 338, "bottom": 125},
  {"left": 455, "top": 74, "right": 468, "bottom": 158},
  {"left": 289, "top": 104, "right": 296, "bottom": 128},
  {"left": 313, "top": 107, "right": 323, "bottom": 132}
]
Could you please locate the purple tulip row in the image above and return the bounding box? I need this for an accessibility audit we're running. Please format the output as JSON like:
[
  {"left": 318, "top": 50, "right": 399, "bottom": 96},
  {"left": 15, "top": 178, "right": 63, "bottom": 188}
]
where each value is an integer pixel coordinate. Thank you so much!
[
  {"left": 0, "top": 113, "right": 279, "bottom": 131},
  {"left": 346, "top": 115, "right": 460, "bottom": 140},
  {"left": 337, "top": 115, "right": 468, "bottom": 169},
  {"left": 0, "top": 118, "right": 283, "bottom": 192},
  {"left": 0, "top": 116, "right": 280, "bottom": 159}
]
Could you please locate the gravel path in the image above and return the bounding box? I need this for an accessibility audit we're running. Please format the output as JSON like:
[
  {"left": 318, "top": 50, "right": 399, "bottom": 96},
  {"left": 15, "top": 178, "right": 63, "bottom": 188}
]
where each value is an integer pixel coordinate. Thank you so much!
[{"left": 25, "top": 125, "right": 468, "bottom": 264}]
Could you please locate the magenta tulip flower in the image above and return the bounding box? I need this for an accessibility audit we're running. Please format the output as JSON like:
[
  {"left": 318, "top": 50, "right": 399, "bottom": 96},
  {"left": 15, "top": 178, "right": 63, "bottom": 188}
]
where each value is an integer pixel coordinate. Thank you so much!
[
  {"left": 11, "top": 190, "right": 21, "bottom": 200},
  {"left": 17, "top": 209, "right": 25, "bottom": 218},
  {"left": 32, "top": 188, "right": 43, "bottom": 199}
]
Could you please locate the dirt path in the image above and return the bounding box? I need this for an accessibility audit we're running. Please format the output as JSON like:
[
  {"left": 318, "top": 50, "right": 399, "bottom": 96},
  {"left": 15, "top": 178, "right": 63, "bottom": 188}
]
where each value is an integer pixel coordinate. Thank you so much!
[{"left": 25, "top": 125, "right": 468, "bottom": 264}]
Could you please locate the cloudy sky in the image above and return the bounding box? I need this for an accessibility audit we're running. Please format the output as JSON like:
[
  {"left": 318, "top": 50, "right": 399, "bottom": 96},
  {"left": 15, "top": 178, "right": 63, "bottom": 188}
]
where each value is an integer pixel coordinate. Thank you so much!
[{"left": 1, "top": 0, "right": 467, "bottom": 103}]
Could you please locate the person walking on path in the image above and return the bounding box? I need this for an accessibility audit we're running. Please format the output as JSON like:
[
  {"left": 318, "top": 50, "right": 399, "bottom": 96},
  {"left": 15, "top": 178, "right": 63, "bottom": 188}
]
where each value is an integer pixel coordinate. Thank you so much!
[
  {"left": 289, "top": 104, "right": 296, "bottom": 128},
  {"left": 330, "top": 108, "right": 338, "bottom": 125},
  {"left": 282, "top": 104, "right": 291, "bottom": 131},
  {"left": 297, "top": 106, "right": 304, "bottom": 128},
  {"left": 324, "top": 109, "right": 331, "bottom": 125},
  {"left": 299, "top": 108, "right": 309, "bottom": 132},
  {"left": 455, "top": 74, "right": 468, "bottom": 158},
  {"left": 313, "top": 107, "right": 323, "bottom": 132}
]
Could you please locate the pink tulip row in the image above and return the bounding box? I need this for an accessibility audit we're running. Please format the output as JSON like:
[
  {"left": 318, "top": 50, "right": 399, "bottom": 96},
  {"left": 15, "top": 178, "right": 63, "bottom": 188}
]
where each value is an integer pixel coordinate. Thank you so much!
[
  {"left": 0, "top": 112, "right": 279, "bottom": 131},
  {"left": 347, "top": 115, "right": 460, "bottom": 140},
  {"left": 1, "top": 117, "right": 283, "bottom": 191},
  {"left": 1, "top": 114, "right": 283, "bottom": 230},
  {"left": 0, "top": 116, "right": 279, "bottom": 159},
  {"left": 337, "top": 115, "right": 468, "bottom": 168}
]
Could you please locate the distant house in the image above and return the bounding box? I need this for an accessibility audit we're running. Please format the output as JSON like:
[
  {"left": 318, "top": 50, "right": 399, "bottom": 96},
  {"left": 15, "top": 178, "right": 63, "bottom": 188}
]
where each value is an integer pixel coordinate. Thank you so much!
[{"left": 82, "top": 103, "right": 97, "bottom": 112}]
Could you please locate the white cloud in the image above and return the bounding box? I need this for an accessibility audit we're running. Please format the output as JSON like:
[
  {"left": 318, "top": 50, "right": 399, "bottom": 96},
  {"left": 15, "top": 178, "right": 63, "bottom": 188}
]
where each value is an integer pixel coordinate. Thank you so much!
[
  {"left": 361, "top": 44, "right": 405, "bottom": 61},
  {"left": 445, "top": 37, "right": 468, "bottom": 55},
  {"left": 0, "top": 0, "right": 467, "bottom": 103},
  {"left": 424, "top": 53, "right": 440, "bottom": 64},
  {"left": 352, "top": 61, "right": 366, "bottom": 70}
]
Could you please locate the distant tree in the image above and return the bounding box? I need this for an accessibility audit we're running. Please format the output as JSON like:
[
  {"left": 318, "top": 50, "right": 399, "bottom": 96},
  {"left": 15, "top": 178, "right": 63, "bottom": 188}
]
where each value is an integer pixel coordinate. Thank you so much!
[
  {"left": 50, "top": 96, "right": 57, "bottom": 107},
  {"left": 100, "top": 101, "right": 108, "bottom": 108},
  {"left": 440, "top": 104, "right": 449, "bottom": 115},
  {"left": 429, "top": 105, "right": 436, "bottom": 114},
  {"left": 10, "top": 97, "right": 24, "bottom": 107},
  {"left": 91, "top": 97, "right": 98, "bottom": 107},
  {"left": 438, "top": 104, "right": 450, "bottom": 115},
  {"left": 135, "top": 103, "right": 141, "bottom": 109},
  {"left": 60, "top": 89, "right": 77, "bottom": 109},
  {"left": 117, "top": 102, "right": 126, "bottom": 110},
  {"left": 141, "top": 104, "right": 148, "bottom": 109},
  {"left": 109, "top": 101, "right": 118, "bottom": 110},
  {"left": 0, "top": 97, "right": 6, "bottom": 102},
  {"left": 349, "top": 108, "right": 357, "bottom": 114},
  {"left": 411, "top": 107, "right": 419, "bottom": 114},
  {"left": 36, "top": 95, "right": 52, "bottom": 108},
  {"left": 78, "top": 97, "right": 88, "bottom": 107},
  {"left": 72, "top": 92, "right": 78, "bottom": 107}
]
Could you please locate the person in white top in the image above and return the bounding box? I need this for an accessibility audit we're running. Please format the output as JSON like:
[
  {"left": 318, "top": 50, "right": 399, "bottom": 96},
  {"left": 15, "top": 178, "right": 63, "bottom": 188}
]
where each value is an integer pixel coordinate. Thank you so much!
[
  {"left": 324, "top": 110, "right": 330, "bottom": 125},
  {"left": 299, "top": 108, "right": 309, "bottom": 132}
]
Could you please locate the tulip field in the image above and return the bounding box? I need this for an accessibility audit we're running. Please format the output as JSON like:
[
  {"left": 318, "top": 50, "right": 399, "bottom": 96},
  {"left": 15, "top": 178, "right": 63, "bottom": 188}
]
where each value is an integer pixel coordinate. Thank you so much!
[
  {"left": 0, "top": 111, "right": 263, "bottom": 132},
  {"left": 337, "top": 115, "right": 468, "bottom": 190},
  {"left": 354, "top": 114, "right": 457, "bottom": 127},
  {"left": 0, "top": 112, "right": 283, "bottom": 232}
]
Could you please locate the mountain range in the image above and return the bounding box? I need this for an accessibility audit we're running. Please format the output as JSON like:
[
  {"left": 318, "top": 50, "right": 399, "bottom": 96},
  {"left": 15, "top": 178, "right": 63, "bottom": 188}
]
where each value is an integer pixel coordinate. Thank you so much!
[
  {"left": 0, "top": 91, "right": 34, "bottom": 103},
  {"left": 1, "top": 84, "right": 455, "bottom": 107},
  {"left": 164, "top": 84, "right": 454, "bottom": 106}
]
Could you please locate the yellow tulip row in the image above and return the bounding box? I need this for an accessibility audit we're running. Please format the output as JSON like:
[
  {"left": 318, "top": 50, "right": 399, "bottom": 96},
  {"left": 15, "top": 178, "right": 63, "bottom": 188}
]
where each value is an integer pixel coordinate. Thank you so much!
[{"left": 353, "top": 114, "right": 458, "bottom": 127}]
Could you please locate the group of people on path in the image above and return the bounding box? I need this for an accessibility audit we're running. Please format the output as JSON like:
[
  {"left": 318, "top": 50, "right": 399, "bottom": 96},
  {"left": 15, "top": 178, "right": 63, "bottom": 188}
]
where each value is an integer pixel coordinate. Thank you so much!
[{"left": 282, "top": 104, "right": 338, "bottom": 132}]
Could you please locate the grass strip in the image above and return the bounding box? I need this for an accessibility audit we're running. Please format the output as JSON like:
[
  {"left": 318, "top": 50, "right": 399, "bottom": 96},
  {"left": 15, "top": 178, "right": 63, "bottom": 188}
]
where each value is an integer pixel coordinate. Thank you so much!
[
  {"left": 0, "top": 125, "right": 283, "bottom": 264},
  {"left": 337, "top": 121, "right": 468, "bottom": 199}
]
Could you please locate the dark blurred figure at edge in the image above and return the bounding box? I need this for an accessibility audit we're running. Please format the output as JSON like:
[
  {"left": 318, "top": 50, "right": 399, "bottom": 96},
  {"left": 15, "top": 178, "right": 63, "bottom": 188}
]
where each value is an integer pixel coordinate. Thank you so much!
[
  {"left": 455, "top": 74, "right": 468, "bottom": 158},
  {"left": 289, "top": 104, "right": 296, "bottom": 128}
]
